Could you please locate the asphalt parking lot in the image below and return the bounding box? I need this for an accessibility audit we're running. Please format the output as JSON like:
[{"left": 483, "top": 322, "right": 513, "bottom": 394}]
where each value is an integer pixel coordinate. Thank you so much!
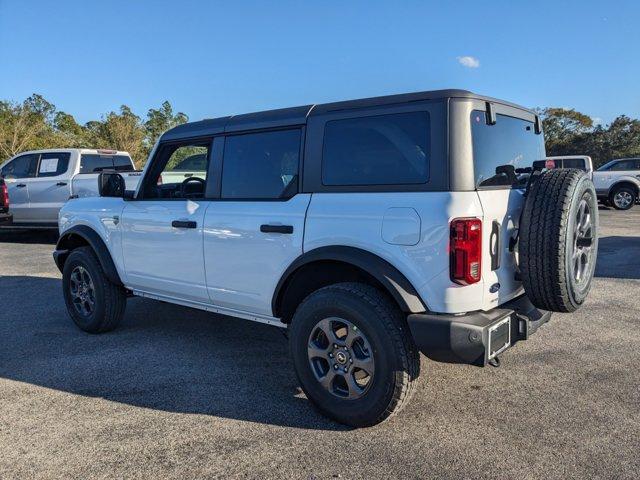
[{"left": 0, "top": 207, "right": 639, "bottom": 479}]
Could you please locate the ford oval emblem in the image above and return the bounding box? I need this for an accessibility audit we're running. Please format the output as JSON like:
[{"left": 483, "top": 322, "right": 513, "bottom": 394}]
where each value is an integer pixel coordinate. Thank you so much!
[{"left": 490, "top": 283, "right": 501, "bottom": 293}]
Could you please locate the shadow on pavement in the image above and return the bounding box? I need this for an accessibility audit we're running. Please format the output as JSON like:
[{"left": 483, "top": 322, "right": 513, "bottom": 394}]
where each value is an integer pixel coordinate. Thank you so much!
[
  {"left": 0, "top": 228, "right": 58, "bottom": 245},
  {"left": 0, "top": 275, "right": 345, "bottom": 431},
  {"left": 595, "top": 236, "right": 640, "bottom": 280}
]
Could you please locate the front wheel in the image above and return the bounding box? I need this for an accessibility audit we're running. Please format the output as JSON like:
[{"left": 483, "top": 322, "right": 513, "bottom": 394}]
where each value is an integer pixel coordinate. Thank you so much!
[
  {"left": 62, "top": 246, "right": 127, "bottom": 333},
  {"left": 289, "top": 283, "right": 420, "bottom": 427}
]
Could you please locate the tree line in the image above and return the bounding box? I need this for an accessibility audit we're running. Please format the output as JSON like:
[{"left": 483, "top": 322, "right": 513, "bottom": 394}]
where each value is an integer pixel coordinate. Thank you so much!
[
  {"left": 0, "top": 94, "right": 188, "bottom": 168},
  {"left": 1, "top": 94, "right": 639, "bottom": 169}
]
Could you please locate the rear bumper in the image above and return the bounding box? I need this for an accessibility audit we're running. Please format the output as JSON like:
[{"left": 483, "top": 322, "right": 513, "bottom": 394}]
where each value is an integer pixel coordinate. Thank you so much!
[{"left": 407, "top": 295, "right": 552, "bottom": 367}]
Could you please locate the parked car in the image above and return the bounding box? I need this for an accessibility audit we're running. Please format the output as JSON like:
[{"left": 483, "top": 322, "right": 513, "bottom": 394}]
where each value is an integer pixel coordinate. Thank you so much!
[
  {"left": 0, "top": 178, "right": 12, "bottom": 225},
  {"left": 53, "top": 90, "right": 598, "bottom": 427},
  {"left": 0, "top": 149, "right": 141, "bottom": 227},
  {"left": 592, "top": 158, "right": 640, "bottom": 210},
  {"left": 544, "top": 155, "right": 593, "bottom": 179}
]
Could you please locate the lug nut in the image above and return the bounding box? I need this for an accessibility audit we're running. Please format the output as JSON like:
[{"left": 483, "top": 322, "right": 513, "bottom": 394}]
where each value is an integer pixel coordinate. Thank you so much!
[
  {"left": 329, "top": 353, "right": 333, "bottom": 358},
  {"left": 334, "top": 365, "right": 338, "bottom": 370},
  {"left": 343, "top": 367, "right": 348, "bottom": 373},
  {"left": 349, "top": 359, "right": 353, "bottom": 363},
  {"left": 334, "top": 344, "right": 338, "bottom": 349}
]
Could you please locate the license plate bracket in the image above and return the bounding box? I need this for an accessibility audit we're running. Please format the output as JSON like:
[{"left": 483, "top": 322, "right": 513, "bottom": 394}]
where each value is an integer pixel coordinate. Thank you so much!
[{"left": 487, "top": 316, "right": 511, "bottom": 359}]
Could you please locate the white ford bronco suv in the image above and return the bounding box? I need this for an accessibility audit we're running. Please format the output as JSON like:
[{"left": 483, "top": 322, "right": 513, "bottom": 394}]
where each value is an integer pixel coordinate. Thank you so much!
[{"left": 54, "top": 90, "right": 598, "bottom": 427}]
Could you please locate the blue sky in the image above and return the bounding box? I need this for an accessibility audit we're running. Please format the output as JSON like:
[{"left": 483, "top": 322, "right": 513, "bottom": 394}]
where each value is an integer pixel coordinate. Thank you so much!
[{"left": 1, "top": 0, "right": 637, "bottom": 125}]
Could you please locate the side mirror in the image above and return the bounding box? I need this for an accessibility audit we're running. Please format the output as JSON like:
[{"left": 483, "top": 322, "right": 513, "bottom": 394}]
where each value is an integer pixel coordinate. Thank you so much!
[{"left": 98, "top": 172, "right": 126, "bottom": 198}]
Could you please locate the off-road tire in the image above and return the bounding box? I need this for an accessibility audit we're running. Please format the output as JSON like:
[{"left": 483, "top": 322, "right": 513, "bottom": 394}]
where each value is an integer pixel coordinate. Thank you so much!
[
  {"left": 289, "top": 282, "right": 420, "bottom": 427},
  {"left": 520, "top": 169, "right": 598, "bottom": 313},
  {"left": 62, "top": 246, "right": 127, "bottom": 333}
]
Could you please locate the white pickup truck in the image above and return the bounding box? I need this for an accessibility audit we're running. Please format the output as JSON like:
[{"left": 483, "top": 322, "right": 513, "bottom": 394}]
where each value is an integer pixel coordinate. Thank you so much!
[{"left": 0, "top": 149, "right": 140, "bottom": 226}]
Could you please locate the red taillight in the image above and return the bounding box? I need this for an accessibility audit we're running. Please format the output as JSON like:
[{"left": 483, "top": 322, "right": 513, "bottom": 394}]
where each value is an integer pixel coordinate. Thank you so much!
[
  {"left": 450, "top": 218, "right": 482, "bottom": 285},
  {"left": 1, "top": 183, "right": 8, "bottom": 208}
]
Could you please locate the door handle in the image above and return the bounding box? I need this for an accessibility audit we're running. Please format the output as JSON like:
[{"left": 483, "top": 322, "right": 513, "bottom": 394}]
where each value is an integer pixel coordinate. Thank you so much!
[
  {"left": 172, "top": 220, "right": 197, "bottom": 229},
  {"left": 260, "top": 224, "right": 293, "bottom": 234},
  {"left": 56, "top": 182, "right": 67, "bottom": 186},
  {"left": 490, "top": 220, "right": 501, "bottom": 271},
  {"left": 16, "top": 183, "right": 26, "bottom": 188}
]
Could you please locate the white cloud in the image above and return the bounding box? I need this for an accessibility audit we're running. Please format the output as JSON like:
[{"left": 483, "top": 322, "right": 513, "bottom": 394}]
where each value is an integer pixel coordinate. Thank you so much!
[{"left": 457, "top": 56, "right": 480, "bottom": 68}]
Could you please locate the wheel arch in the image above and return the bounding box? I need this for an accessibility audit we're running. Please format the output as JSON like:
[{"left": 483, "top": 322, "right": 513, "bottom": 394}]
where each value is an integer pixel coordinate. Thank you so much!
[
  {"left": 608, "top": 179, "right": 640, "bottom": 196},
  {"left": 272, "top": 246, "right": 427, "bottom": 322},
  {"left": 54, "top": 225, "right": 123, "bottom": 286}
]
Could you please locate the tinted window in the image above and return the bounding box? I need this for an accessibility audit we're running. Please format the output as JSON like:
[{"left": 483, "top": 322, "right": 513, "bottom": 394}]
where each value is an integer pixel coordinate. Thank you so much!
[
  {"left": 80, "top": 154, "right": 133, "bottom": 173},
  {"left": 1, "top": 154, "right": 39, "bottom": 179},
  {"left": 37, "top": 152, "right": 71, "bottom": 177},
  {"left": 608, "top": 159, "right": 638, "bottom": 171},
  {"left": 471, "top": 111, "right": 546, "bottom": 188},
  {"left": 551, "top": 158, "right": 586, "bottom": 170},
  {"left": 322, "top": 112, "right": 429, "bottom": 186},
  {"left": 222, "top": 129, "right": 300, "bottom": 199}
]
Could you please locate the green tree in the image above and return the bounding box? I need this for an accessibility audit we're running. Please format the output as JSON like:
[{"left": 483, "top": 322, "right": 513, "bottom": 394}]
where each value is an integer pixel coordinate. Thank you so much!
[
  {"left": 89, "top": 106, "right": 146, "bottom": 167},
  {"left": 0, "top": 94, "right": 57, "bottom": 159},
  {"left": 537, "top": 107, "right": 594, "bottom": 155},
  {"left": 144, "top": 101, "right": 188, "bottom": 158}
]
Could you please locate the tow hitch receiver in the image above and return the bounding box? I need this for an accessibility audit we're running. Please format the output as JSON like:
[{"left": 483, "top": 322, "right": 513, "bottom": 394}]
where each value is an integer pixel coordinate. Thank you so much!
[{"left": 407, "top": 295, "right": 552, "bottom": 367}]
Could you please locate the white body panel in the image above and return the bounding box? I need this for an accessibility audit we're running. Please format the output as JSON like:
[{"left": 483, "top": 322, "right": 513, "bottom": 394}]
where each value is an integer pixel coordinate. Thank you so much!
[
  {"left": 592, "top": 169, "right": 640, "bottom": 195},
  {"left": 58, "top": 197, "right": 128, "bottom": 280},
  {"left": 120, "top": 199, "right": 209, "bottom": 302},
  {"left": 304, "top": 192, "right": 495, "bottom": 313},
  {"left": 475, "top": 189, "right": 525, "bottom": 309},
  {"left": 0, "top": 149, "right": 137, "bottom": 224},
  {"left": 203, "top": 194, "right": 311, "bottom": 315}
]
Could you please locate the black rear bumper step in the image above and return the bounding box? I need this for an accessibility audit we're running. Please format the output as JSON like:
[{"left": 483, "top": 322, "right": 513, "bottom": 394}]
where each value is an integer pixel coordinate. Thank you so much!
[{"left": 407, "top": 295, "right": 551, "bottom": 367}]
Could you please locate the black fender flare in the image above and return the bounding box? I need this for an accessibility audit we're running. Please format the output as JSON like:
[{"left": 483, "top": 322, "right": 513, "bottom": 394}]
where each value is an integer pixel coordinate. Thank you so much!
[
  {"left": 54, "top": 225, "right": 123, "bottom": 286},
  {"left": 272, "top": 246, "right": 427, "bottom": 316}
]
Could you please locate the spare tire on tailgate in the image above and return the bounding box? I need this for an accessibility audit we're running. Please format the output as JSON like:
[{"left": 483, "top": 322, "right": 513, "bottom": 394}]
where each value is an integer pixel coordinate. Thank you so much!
[{"left": 519, "top": 169, "right": 598, "bottom": 313}]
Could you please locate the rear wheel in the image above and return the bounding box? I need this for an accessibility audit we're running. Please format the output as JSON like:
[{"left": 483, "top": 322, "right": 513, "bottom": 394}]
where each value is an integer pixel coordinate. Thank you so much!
[
  {"left": 62, "top": 246, "right": 126, "bottom": 333},
  {"left": 289, "top": 283, "right": 420, "bottom": 427},
  {"left": 609, "top": 186, "right": 636, "bottom": 210}
]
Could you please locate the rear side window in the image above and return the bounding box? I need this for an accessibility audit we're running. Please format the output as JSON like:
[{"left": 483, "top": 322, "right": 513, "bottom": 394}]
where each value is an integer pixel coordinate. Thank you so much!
[
  {"left": 1, "top": 154, "right": 38, "bottom": 179},
  {"left": 221, "top": 129, "right": 301, "bottom": 199},
  {"left": 471, "top": 111, "right": 546, "bottom": 188},
  {"left": 37, "top": 152, "right": 71, "bottom": 177},
  {"left": 80, "top": 154, "right": 133, "bottom": 173},
  {"left": 322, "top": 112, "right": 430, "bottom": 186},
  {"left": 608, "top": 159, "right": 638, "bottom": 171},
  {"left": 558, "top": 158, "right": 586, "bottom": 169}
]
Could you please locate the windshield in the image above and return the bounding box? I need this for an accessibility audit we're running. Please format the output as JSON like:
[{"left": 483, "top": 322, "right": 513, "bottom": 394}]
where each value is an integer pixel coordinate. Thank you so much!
[{"left": 471, "top": 111, "right": 546, "bottom": 188}]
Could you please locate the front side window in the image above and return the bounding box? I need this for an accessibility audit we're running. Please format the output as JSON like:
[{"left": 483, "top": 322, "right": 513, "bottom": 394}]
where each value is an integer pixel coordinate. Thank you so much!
[
  {"left": 322, "top": 112, "right": 430, "bottom": 186},
  {"left": 471, "top": 111, "right": 546, "bottom": 188},
  {"left": 1, "top": 154, "right": 39, "bottom": 179},
  {"left": 80, "top": 154, "right": 134, "bottom": 173},
  {"left": 221, "top": 129, "right": 300, "bottom": 199},
  {"left": 143, "top": 143, "right": 210, "bottom": 199},
  {"left": 37, "top": 152, "right": 71, "bottom": 177}
]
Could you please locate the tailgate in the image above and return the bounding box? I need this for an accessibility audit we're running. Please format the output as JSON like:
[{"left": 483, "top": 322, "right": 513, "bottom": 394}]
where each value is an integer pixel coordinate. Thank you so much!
[{"left": 476, "top": 189, "right": 525, "bottom": 309}]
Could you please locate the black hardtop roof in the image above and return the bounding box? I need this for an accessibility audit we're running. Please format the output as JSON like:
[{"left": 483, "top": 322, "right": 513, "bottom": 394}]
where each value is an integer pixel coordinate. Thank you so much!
[{"left": 161, "top": 89, "right": 533, "bottom": 141}]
